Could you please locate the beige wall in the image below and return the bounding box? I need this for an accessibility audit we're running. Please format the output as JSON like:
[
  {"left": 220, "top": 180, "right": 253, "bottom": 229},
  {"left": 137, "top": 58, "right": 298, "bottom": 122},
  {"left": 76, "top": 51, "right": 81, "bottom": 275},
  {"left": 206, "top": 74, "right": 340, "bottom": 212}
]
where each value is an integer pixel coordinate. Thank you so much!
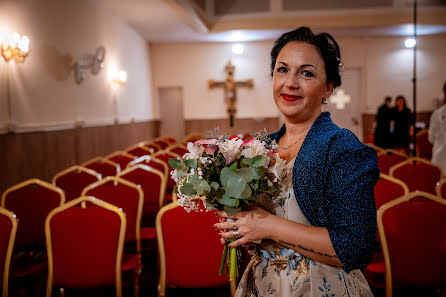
[
  {"left": 0, "top": 0, "right": 154, "bottom": 134},
  {"left": 150, "top": 33, "right": 446, "bottom": 120}
]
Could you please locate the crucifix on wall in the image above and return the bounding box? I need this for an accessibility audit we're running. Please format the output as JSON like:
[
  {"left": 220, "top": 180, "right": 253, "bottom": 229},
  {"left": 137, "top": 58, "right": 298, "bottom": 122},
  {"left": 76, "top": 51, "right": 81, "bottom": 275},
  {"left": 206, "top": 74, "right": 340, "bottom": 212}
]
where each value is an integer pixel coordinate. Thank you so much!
[{"left": 208, "top": 60, "right": 254, "bottom": 127}]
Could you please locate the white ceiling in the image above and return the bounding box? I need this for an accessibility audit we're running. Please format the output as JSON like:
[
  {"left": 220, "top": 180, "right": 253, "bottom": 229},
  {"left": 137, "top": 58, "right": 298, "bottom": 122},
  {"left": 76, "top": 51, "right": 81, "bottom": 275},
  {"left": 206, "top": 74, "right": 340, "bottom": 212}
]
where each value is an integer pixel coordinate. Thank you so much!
[{"left": 96, "top": 0, "right": 446, "bottom": 43}]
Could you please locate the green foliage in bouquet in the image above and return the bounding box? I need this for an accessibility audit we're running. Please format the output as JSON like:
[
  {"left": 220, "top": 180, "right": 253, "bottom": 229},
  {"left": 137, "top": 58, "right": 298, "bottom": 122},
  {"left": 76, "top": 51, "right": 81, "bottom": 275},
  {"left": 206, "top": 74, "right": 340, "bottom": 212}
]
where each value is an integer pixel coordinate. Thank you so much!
[{"left": 168, "top": 151, "right": 278, "bottom": 216}]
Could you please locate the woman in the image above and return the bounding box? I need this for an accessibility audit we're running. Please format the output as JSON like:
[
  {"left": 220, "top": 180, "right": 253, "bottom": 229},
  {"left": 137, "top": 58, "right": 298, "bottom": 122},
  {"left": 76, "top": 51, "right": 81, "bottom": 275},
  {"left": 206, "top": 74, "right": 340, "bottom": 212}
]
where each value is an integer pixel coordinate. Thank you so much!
[
  {"left": 392, "top": 95, "right": 413, "bottom": 152},
  {"left": 215, "top": 27, "right": 379, "bottom": 297}
]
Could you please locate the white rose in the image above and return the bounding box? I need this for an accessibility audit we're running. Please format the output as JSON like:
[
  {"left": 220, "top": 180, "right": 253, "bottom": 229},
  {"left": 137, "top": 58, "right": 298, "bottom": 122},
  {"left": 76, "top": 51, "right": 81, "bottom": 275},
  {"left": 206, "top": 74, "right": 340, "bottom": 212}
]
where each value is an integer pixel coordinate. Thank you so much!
[
  {"left": 183, "top": 142, "right": 205, "bottom": 160},
  {"left": 269, "top": 153, "right": 287, "bottom": 181},
  {"left": 219, "top": 138, "right": 244, "bottom": 164},
  {"left": 241, "top": 139, "right": 269, "bottom": 159}
]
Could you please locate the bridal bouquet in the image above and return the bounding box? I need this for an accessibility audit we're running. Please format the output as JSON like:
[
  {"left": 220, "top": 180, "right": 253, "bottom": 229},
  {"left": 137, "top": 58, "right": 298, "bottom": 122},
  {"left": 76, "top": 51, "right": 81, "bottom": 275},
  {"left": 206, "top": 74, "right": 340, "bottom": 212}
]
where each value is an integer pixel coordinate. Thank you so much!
[{"left": 168, "top": 129, "right": 288, "bottom": 282}]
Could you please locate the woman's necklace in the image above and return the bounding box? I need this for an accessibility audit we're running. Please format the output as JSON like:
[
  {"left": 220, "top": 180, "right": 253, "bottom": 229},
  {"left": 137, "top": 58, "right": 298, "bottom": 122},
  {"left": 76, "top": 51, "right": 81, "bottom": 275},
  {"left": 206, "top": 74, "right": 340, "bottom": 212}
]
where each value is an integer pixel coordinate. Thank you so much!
[{"left": 281, "top": 135, "right": 305, "bottom": 150}]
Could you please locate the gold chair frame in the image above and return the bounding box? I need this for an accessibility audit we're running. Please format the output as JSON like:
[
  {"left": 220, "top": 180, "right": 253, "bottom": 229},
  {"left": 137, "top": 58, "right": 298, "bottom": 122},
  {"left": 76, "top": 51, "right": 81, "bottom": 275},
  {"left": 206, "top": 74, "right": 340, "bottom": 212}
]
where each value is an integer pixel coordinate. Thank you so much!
[
  {"left": 378, "top": 149, "right": 408, "bottom": 158},
  {"left": 167, "top": 144, "right": 188, "bottom": 156},
  {"left": 182, "top": 133, "right": 205, "bottom": 144},
  {"left": 365, "top": 143, "right": 384, "bottom": 153},
  {"left": 389, "top": 157, "right": 443, "bottom": 178},
  {"left": 45, "top": 196, "right": 126, "bottom": 297},
  {"left": 377, "top": 191, "right": 446, "bottom": 297},
  {"left": 125, "top": 143, "right": 154, "bottom": 157},
  {"left": 0, "top": 208, "right": 17, "bottom": 297},
  {"left": 106, "top": 150, "right": 136, "bottom": 160},
  {"left": 119, "top": 164, "right": 166, "bottom": 208},
  {"left": 1, "top": 178, "right": 65, "bottom": 208},
  {"left": 52, "top": 165, "right": 102, "bottom": 185},
  {"left": 82, "top": 157, "right": 121, "bottom": 176},
  {"left": 437, "top": 178, "right": 446, "bottom": 197},
  {"left": 378, "top": 173, "right": 410, "bottom": 196}
]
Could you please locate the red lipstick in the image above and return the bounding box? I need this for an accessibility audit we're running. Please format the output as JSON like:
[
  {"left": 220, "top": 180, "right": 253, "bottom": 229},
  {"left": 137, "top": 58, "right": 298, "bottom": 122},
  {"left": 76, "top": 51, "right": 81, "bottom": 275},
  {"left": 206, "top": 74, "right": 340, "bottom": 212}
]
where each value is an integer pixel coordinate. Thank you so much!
[{"left": 282, "top": 94, "right": 302, "bottom": 102}]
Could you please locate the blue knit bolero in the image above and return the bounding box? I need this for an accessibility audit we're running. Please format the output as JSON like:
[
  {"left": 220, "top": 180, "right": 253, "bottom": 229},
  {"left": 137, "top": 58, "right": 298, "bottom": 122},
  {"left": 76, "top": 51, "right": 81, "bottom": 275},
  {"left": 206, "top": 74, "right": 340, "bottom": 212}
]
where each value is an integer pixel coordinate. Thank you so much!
[{"left": 269, "top": 112, "right": 379, "bottom": 273}]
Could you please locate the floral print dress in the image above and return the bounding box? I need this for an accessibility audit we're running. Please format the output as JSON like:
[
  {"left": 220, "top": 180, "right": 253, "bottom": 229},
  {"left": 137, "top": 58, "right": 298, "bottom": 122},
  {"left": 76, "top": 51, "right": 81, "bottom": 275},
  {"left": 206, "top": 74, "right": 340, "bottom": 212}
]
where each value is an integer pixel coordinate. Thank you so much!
[{"left": 235, "top": 158, "right": 374, "bottom": 297}]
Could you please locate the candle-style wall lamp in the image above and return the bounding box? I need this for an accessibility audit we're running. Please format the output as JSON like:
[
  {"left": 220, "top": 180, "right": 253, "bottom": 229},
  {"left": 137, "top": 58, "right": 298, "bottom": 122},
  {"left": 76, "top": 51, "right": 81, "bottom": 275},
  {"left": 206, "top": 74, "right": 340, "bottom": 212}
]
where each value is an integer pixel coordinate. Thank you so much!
[{"left": 1, "top": 31, "right": 30, "bottom": 63}]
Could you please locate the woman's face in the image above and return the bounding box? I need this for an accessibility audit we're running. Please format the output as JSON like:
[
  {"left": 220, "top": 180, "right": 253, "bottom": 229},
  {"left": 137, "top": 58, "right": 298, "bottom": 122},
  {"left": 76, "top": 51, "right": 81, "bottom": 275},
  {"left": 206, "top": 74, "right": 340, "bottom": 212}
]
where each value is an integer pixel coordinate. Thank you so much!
[
  {"left": 273, "top": 41, "right": 333, "bottom": 123},
  {"left": 396, "top": 98, "right": 405, "bottom": 111}
]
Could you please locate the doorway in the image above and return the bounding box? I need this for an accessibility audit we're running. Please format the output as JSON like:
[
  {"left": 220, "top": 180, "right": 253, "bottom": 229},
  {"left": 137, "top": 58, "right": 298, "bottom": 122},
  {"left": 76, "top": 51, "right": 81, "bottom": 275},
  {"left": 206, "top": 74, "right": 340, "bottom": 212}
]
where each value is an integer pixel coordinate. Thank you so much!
[{"left": 158, "top": 87, "right": 185, "bottom": 141}]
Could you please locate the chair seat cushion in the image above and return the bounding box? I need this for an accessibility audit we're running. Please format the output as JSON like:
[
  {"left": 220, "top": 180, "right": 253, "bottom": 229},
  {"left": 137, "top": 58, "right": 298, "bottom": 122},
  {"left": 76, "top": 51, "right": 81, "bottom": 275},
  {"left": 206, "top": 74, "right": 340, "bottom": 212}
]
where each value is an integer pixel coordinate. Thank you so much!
[
  {"left": 122, "top": 254, "right": 139, "bottom": 271},
  {"left": 141, "top": 227, "right": 156, "bottom": 240}
]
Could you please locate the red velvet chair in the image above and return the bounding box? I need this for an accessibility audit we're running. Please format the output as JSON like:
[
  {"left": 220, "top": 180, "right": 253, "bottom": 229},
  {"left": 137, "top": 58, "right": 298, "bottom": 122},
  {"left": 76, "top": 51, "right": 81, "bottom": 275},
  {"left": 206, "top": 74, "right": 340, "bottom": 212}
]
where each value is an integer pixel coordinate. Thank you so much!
[
  {"left": 106, "top": 151, "right": 135, "bottom": 170},
  {"left": 45, "top": 196, "right": 129, "bottom": 297},
  {"left": 162, "top": 137, "right": 177, "bottom": 145},
  {"left": 119, "top": 165, "right": 166, "bottom": 226},
  {"left": 83, "top": 157, "right": 120, "bottom": 178},
  {"left": 167, "top": 144, "right": 189, "bottom": 158},
  {"left": 363, "top": 174, "right": 409, "bottom": 289},
  {"left": 153, "top": 138, "right": 170, "bottom": 150},
  {"left": 156, "top": 199, "right": 228, "bottom": 297},
  {"left": 126, "top": 143, "right": 153, "bottom": 158},
  {"left": 377, "top": 149, "right": 408, "bottom": 175},
  {"left": 142, "top": 142, "right": 162, "bottom": 154},
  {"left": 82, "top": 177, "right": 145, "bottom": 297},
  {"left": 416, "top": 129, "right": 432, "bottom": 160},
  {"left": 389, "top": 157, "right": 443, "bottom": 195},
  {"left": 53, "top": 166, "right": 101, "bottom": 202},
  {"left": 0, "top": 208, "right": 17, "bottom": 297},
  {"left": 1, "top": 179, "right": 64, "bottom": 295},
  {"left": 377, "top": 191, "right": 446, "bottom": 297}
]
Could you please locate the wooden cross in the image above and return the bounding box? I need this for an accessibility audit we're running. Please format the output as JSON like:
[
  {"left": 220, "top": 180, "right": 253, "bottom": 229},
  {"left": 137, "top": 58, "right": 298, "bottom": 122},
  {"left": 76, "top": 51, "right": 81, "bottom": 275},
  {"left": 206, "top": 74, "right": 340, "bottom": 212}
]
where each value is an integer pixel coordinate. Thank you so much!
[{"left": 208, "top": 60, "right": 254, "bottom": 127}]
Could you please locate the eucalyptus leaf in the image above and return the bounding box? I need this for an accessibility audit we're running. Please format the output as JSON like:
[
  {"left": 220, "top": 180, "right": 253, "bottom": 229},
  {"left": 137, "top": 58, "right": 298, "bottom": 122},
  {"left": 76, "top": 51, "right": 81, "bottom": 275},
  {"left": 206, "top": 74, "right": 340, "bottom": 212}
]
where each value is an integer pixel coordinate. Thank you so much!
[
  {"left": 210, "top": 182, "right": 219, "bottom": 191},
  {"left": 220, "top": 167, "right": 236, "bottom": 187},
  {"left": 189, "top": 174, "right": 201, "bottom": 185},
  {"left": 253, "top": 155, "right": 269, "bottom": 168},
  {"left": 243, "top": 158, "right": 254, "bottom": 166},
  {"left": 194, "top": 180, "right": 211, "bottom": 195},
  {"left": 240, "top": 184, "right": 252, "bottom": 199},
  {"left": 185, "top": 159, "right": 197, "bottom": 169},
  {"left": 176, "top": 169, "right": 186, "bottom": 178},
  {"left": 219, "top": 194, "right": 237, "bottom": 207},
  {"left": 168, "top": 158, "right": 181, "bottom": 169},
  {"left": 224, "top": 205, "right": 241, "bottom": 216},
  {"left": 251, "top": 167, "right": 266, "bottom": 180},
  {"left": 180, "top": 183, "right": 196, "bottom": 196},
  {"left": 226, "top": 177, "right": 247, "bottom": 198},
  {"left": 238, "top": 167, "right": 253, "bottom": 183}
]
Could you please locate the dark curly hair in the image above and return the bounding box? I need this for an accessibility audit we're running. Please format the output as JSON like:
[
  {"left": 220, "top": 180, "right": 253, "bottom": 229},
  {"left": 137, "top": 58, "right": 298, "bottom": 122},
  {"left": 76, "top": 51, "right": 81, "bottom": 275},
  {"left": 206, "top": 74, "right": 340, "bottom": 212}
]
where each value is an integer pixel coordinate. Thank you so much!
[{"left": 270, "top": 27, "right": 342, "bottom": 89}]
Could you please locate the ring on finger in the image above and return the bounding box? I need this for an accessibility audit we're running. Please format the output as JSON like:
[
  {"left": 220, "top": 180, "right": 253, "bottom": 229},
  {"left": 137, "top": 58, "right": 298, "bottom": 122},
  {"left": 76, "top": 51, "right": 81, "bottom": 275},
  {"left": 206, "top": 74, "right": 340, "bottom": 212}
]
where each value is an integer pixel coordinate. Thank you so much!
[
  {"left": 232, "top": 229, "right": 240, "bottom": 238},
  {"left": 232, "top": 220, "right": 238, "bottom": 230}
]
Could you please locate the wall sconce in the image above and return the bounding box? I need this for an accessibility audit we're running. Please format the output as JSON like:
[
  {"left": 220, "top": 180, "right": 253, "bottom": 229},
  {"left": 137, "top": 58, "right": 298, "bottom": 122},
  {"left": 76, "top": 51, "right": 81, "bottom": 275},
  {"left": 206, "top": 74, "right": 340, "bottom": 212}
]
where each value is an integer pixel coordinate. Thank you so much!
[
  {"left": 113, "top": 70, "right": 127, "bottom": 86},
  {"left": 74, "top": 46, "right": 105, "bottom": 84},
  {"left": 1, "top": 32, "right": 30, "bottom": 63}
]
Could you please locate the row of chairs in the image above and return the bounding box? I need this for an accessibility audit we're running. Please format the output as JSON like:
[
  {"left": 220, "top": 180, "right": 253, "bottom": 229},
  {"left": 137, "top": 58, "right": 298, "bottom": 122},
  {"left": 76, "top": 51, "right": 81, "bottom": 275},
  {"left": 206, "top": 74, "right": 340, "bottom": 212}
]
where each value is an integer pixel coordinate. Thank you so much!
[
  {"left": 0, "top": 134, "right": 218, "bottom": 297},
  {"left": 370, "top": 146, "right": 445, "bottom": 196}
]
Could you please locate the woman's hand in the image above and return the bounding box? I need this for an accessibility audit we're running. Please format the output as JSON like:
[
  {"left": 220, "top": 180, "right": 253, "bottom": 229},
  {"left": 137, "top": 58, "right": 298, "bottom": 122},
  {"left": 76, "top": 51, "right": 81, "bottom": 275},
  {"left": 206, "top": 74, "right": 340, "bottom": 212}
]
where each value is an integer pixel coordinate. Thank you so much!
[{"left": 214, "top": 207, "right": 274, "bottom": 248}]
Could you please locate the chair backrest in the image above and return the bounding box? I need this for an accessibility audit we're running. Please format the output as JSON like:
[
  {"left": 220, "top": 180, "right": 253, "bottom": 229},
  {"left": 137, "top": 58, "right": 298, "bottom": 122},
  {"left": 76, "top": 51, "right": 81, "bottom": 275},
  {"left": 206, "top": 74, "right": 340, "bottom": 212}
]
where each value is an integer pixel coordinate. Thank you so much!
[
  {"left": 162, "top": 137, "right": 177, "bottom": 145},
  {"left": 126, "top": 155, "right": 168, "bottom": 181},
  {"left": 437, "top": 178, "right": 446, "bottom": 199},
  {"left": 156, "top": 200, "right": 228, "bottom": 296},
  {"left": 377, "top": 149, "right": 408, "bottom": 175},
  {"left": 0, "top": 208, "right": 17, "bottom": 297},
  {"left": 106, "top": 151, "right": 135, "bottom": 170},
  {"left": 45, "top": 196, "right": 126, "bottom": 297},
  {"left": 151, "top": 151, "right": 180, "bottom": 193},
  {"left": 82, "top": 157, "right": 120, "bottom": 178},
  {"left": 378, "top": 192, "right": 446, "bottom": 297},
  {"left": 167, "top": 144, "right": 188, "bottom": 157},
  {"left": 182, "top": 133, "right": 204, "bottom": 145},
  {"left": 416, "top": 129, "right": 432, "bottom": 160},
  {"left": 153, "top": 138, "right": 170, "bottom": 150},
  {"left": 126, "top": 144, "right": 153, "bottom": 158},
  {"left": 119, "top": 165, "right": 166, "bottom": 221},
  {"left": 365, "top": 143, "right": 383, "bottom": 154},
  {"left": 82, "top": 177, "right": 143, "bottom": 251},
  {"left": 141, "top": 142, "right": 162, "bottom": 154},
  {"left": 53, "top": 166, "right": 101, "bottom": 202},
  {"left": 1, "top": 179, "right": 65, "bottom": 248},
  {"left": 374, "top": 174, "right": 409, "bottom": 210},
  {"left": 389, "top": 157, "right": 442, "bottom": 195}
]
